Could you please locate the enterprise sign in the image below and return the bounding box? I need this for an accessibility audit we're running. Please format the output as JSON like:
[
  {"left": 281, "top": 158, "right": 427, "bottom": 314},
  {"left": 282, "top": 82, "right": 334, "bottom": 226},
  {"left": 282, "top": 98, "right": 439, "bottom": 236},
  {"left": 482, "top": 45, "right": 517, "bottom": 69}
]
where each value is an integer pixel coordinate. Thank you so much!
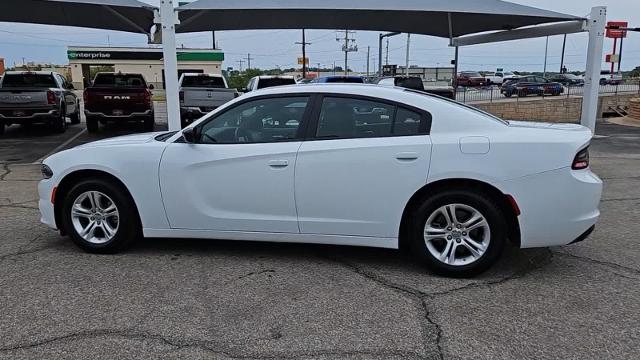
[{"left": 68, "top": 50, "right": 225, "bottom": 62}]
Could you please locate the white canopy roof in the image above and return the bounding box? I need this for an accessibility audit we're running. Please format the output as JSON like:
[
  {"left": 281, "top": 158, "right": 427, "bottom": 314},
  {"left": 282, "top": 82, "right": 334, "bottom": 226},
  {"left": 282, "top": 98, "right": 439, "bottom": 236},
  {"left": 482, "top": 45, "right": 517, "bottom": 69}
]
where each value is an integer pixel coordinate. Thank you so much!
[
  {"left": 176, "top": 0, "right": 582, "bottom": 37},
  {"left": 0, "top": 0, "right": 156, "bottom": 34}
]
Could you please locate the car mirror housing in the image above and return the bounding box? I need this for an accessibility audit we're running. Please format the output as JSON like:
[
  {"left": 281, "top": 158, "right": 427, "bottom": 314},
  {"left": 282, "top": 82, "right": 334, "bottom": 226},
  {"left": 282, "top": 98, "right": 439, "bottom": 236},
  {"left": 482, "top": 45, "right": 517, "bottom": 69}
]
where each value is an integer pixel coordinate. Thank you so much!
[
  {"left": 182, "top": 127, "right": 197, "bottom": 143},
  {"left": 148, "top": 84, "right": 155, "bottom": 90}
]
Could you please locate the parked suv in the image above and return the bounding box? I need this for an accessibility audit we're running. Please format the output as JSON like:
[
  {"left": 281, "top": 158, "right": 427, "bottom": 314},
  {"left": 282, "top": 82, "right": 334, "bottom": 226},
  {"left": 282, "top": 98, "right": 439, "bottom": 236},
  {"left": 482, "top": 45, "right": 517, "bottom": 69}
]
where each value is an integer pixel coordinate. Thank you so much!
[
  {"left": 0, "top": 71, "right": 79, "bottom": 134},
  {"left": 83, "top": 72, "right": 154, "bottom": 133},
  {"left": 501, "top": 76, "right": 563, "bottom": 97},
  {"left": 456, "top": 72, "right": 487, "bottom": 87}
]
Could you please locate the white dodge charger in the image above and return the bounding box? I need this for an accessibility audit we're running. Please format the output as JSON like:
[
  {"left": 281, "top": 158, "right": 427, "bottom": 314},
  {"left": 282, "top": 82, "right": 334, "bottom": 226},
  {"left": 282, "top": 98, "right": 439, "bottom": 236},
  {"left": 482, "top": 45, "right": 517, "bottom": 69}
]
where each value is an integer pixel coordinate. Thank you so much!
[{"left": 38, "top": 84, "right": 602, "bottom": 277}]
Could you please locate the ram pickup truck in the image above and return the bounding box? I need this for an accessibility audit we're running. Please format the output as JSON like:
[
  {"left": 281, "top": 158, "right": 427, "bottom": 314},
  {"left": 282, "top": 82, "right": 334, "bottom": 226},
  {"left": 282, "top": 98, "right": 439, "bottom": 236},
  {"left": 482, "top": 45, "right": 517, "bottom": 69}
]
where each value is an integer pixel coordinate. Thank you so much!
[
  {"left": 179, "top": 73, "right": 238, "bottom": 127},
  {"left": 0, "top": 71, "right": 79, "bottom": 134},
  {"left": 84, "top": 72, "right": 154, "bottom": 133}
]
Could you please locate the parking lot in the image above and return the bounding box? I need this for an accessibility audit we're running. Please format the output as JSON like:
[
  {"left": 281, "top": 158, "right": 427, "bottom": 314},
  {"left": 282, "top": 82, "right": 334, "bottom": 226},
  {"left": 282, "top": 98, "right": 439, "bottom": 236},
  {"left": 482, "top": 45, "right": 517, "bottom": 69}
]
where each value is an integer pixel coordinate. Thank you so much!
[{"left": 1, "top": 103, "right": 640, "bottom": 359}]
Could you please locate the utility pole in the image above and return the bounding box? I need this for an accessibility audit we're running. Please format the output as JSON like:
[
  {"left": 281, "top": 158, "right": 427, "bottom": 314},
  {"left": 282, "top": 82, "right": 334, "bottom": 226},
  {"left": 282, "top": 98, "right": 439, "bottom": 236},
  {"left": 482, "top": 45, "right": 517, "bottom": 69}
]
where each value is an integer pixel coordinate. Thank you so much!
[
  {"left": 543, "top": 36, "right": 549, "bottom": 78},
  {"left": 212, "top": 31, "right": 216, "bottom": 49},
  {"left": 295, "top": 29, "right": 311, "bottom": 78},
  {"left": 237, "top": 59, "right": 245, "bottom": 72},
  {"left": 246, "top": 53, "right": 254, "bottom": 70},
  {"left": 560, "top": 34, "right": 567, "bottom": 73},
  {"left": 366, "top": 46, "right": 370, "bottom": 77},
  {"left": 386, "top": 38, "right": 390, "bottom": 65},
  {"left": 337, "top": 30, "right": 357, "bottom": 75},
  {"left": 333, "top": 61, "right": 336, "bottom": 75},
  {"left": 405, "top": 34, "right": 411, "bottom": 76},
  {"left": 377, "top": 32, "right": 400, "bottom": 77}
]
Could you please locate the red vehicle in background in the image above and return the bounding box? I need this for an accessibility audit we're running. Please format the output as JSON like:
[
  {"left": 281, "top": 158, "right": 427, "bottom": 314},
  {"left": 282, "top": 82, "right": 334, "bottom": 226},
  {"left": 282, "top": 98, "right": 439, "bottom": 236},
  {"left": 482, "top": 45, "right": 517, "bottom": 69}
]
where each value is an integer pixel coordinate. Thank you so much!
[
  {"left": 83, "top": 72, "right": 155, "bottom": 133},
  {"left": 456, "top": 71, "right": 487, "bottom": 87}
]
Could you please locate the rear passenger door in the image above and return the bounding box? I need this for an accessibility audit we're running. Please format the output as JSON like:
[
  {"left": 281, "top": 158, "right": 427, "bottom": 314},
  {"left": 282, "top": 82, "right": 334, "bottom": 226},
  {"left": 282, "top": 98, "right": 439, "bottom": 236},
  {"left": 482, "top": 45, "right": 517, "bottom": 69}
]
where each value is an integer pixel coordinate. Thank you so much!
[{"left": 294, "top": 95, "right": 432, "bottom": 240}]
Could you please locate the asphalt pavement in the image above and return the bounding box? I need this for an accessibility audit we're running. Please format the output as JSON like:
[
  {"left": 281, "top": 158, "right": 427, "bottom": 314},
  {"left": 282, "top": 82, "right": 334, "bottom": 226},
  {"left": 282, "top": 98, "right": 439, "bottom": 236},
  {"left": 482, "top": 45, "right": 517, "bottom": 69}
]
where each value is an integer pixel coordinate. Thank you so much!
[{"left": 0, "top": 108, "right": 639, "bottom": 359}]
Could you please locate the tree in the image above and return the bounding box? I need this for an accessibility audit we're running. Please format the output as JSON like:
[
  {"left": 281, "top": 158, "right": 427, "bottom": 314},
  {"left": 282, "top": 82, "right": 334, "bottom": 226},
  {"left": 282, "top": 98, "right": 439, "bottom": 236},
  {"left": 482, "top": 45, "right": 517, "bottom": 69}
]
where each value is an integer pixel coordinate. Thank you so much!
[
  {"left": 228, "top": 68, "right": 263, "bottom": 90},
  {"left": 630, "top": 66, "right": 640, "bottom": 78}
]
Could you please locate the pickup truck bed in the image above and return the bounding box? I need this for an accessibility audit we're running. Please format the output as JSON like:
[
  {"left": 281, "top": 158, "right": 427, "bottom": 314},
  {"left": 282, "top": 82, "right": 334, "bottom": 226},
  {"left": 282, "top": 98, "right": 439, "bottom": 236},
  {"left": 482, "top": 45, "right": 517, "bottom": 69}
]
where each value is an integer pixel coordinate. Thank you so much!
[{"left": 179, "top": 74, "right": 237, "bottom": 127}]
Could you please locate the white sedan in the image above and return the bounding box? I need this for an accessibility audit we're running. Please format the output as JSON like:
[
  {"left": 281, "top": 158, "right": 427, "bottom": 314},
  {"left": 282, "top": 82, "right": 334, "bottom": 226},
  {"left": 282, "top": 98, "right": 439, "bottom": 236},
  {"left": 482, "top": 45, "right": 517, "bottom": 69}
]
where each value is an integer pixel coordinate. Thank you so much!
[{"left": 38, "top": 84, "right": 602, "bottom": 277}]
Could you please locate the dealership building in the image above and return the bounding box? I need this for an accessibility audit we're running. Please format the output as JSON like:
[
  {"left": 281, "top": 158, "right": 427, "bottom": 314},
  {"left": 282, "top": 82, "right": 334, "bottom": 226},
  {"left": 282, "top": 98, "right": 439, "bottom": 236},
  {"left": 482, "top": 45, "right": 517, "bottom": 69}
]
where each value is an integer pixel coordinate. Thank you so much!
[{"left": 67, "top": 46, "right": 224, "bottom": 89}]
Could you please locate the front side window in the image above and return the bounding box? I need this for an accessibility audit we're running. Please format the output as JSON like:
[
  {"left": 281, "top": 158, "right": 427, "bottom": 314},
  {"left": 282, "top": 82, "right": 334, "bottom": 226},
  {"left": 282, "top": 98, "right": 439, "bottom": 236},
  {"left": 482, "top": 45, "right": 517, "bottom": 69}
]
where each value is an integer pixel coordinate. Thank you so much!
[
  {"left": 315, "top": 97, "right": 426, "bottom": 139},
  {"left": 198, "top": 97, "right": 309, "bottom": 144}
]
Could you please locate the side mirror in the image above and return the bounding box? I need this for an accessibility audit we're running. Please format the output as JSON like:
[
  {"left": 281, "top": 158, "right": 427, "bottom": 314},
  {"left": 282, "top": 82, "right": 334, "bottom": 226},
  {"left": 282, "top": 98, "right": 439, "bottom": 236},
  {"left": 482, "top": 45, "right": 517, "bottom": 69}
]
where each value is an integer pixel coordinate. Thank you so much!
[
  {"left": 148, "top": 84, "right": 155, "bottom": 90},
  {"left": 67, "top": 83, "right": 75, "bottom": 90},
  {"left": 182, "top": 127, "right": 198, "bottom": 143}
]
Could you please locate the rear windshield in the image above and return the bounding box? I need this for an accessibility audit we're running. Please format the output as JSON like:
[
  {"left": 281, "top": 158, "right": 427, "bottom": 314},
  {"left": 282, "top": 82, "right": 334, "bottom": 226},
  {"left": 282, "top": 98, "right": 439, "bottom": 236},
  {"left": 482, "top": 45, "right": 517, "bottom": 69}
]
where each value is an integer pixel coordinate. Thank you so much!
[
  {"left": 461, "top": 72, "right": 482, "bottom": 77},
  {"left": 1, "top": 74, "right": 57, "bottom": 88},
  {"left": 93, "top": 74, "right": 147, "bottom": 87},
  {"left": 182, "top": 75, "right": 226, "bottom": 88},
  {"left": 324, "top": 77, "right": 364, "bottom": 83},
  {"left": 396, "top": 77, "right": 424, "bottom": 91},
  {"left": 257, "top": 78, "right": 297, "bottom": 89}
]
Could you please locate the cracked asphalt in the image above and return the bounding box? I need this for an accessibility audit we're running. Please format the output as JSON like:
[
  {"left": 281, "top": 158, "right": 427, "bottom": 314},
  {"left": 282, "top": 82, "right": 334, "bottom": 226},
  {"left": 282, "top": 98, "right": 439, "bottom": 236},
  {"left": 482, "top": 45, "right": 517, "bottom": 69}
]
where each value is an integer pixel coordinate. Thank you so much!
[{"left": 1, "top": 119, "right": 640, "bottom": 359}]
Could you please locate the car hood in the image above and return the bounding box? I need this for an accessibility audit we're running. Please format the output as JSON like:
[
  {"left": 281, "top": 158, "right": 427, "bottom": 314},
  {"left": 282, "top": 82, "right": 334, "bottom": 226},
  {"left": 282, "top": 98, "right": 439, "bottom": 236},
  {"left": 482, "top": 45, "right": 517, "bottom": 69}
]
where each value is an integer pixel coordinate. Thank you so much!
[{"left": 75, "top": 132, "right": 163, "bottom": 149}]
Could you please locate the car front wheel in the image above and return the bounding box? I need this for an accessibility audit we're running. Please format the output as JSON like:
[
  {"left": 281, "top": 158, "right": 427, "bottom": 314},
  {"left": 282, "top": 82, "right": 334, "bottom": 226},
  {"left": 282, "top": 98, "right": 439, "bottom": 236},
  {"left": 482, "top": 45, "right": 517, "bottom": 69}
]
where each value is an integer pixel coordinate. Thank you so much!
[
  {"left": 61, "top": 178, "right": 140, "bottom": 253},
  {"left": 409, "top": 190, "right": 507, "bottom": 277}
]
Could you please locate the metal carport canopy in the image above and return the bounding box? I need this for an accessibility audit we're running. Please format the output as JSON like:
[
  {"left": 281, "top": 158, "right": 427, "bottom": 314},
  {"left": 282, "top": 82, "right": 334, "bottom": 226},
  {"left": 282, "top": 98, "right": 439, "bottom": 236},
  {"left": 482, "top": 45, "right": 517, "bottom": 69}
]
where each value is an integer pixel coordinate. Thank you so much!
[
  {"left": 175, "top": 0, "right": 582, "bottom": 37},
  {"left": 0, "top": 0, "right": 156, "bottom": 35}
]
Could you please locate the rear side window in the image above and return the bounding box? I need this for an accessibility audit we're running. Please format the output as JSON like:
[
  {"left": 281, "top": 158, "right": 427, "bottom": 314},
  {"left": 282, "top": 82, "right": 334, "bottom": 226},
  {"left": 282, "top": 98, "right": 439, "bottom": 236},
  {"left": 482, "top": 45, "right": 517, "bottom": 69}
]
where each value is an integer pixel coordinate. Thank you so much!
[
  {"left": 1, "top": 74, "right": 56, "bottom": 88},
  {"left": 257, "top": 78, "right": 296, "bottom": 89},
  {"left": 182, "top": 76, "right": 226, "bottom": 88},
  {"left": 93, "top": 74, "right": 147, "bottom": 87},
  {"left": 315, "top": 97, "right": 427, "bottom": 139}
]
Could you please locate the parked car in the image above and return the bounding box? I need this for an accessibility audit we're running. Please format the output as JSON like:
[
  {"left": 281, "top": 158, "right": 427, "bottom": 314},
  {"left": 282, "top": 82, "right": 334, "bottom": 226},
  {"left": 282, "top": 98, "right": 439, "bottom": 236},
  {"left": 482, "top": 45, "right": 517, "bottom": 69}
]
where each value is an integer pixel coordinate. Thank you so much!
[
  {"left": 0, "top": 71, "right": 79, "bottom": 134},
  {"left": 600, "top": 70, "right": 623, "bottom": 85},
  {"left": 484, "top": 71, "right": 518, "bottom": 85},
  {"left": 549, "top": 73, "right": 585, "bottom": 86},
  {"left": 179, "top": 73, "right": 238, "bottom": 128},
  {"left": 38, "top": 84, "right": 602, "bottom": 277},
  {"left": 312, "top": 75, "right": 364, "bottom": 83},
  {"left": 245, "top": 76, "right": 297, "bottom": 92},
  {"left": 457, "top": 71, "right": 487, "bottom": 87},
  {"left": 501, "top": 76, "right": 564, "bottom": 97},
  {"left": 378, "top": 76, "right": 455, "bottom": 99},
  {"left": 83, "top": 72, "right": 155, "bottom": 133}
]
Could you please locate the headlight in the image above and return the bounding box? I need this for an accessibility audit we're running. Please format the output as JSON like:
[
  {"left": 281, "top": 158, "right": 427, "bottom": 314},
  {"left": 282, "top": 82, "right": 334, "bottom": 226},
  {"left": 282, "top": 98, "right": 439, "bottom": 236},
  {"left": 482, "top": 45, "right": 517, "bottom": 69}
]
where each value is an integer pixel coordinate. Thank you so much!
[{"left": 41, "top": 164, "right": 53, "bottom": 179}]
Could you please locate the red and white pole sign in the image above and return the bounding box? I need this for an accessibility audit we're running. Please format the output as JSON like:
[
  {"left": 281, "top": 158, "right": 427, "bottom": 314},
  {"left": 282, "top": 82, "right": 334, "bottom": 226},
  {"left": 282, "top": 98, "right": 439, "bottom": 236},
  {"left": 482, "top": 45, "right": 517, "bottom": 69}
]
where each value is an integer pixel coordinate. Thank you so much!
[{"left": 606, "top": 21, "right": 628, "bottom": 38}]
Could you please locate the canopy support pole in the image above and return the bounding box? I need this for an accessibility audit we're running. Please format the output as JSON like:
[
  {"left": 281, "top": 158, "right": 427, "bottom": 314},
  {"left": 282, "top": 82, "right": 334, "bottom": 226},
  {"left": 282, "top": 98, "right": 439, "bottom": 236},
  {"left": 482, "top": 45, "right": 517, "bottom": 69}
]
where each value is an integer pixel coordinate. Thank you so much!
[
  {"left": 158, "top": 0, "right": 181, "bottom": 131},
  {"left": 581, "top": 6, "right": 607, "bottom": 133}
]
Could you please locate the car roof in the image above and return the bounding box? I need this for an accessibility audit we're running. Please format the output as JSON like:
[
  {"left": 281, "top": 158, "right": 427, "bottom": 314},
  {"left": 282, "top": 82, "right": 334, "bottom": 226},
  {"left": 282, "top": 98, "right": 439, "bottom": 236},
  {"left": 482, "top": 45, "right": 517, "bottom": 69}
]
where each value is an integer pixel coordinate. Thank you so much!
[
  {"left": 256, "top": 75, "right": 295, "bottom": 79},
  {"left": 4, "top": 71, "right": 56, "bottom": 75}
]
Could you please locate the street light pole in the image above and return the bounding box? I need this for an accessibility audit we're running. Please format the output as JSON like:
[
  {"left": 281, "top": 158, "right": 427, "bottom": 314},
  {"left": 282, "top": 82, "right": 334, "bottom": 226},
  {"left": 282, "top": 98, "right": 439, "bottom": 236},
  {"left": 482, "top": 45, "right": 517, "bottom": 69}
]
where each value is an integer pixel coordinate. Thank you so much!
[{"left": 158, "top": 0, "right": 181, "bottom": 131}]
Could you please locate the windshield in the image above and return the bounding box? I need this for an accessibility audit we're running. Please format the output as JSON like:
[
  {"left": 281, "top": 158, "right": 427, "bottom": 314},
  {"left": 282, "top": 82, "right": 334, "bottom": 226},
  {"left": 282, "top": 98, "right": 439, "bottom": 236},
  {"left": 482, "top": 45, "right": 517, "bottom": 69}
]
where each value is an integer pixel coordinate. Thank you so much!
[
  {"left": 1, "top": 74, "right": 57, "bottom": 88},
  {"left": 93, "top": 74, "right": 147, "bottom": 88},
  {"left": 181, "top": 75, "right": 226, "bottom": 88},
  {"left": 257, "top": 78, "right": 296, "bottom": 89}
]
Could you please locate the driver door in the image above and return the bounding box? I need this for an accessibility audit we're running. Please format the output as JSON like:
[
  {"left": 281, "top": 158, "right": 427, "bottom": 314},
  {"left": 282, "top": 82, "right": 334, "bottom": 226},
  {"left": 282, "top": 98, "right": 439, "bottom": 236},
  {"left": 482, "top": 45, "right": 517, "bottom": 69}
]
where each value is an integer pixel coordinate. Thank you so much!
[{"left": 159, "top": 95, "right": 312, "bottom": 233}]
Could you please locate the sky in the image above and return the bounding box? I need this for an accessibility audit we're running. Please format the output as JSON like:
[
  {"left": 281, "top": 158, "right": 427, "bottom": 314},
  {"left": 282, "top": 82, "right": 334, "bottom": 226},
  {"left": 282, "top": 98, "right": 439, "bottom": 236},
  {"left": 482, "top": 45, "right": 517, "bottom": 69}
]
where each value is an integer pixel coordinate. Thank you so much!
[{"left": 0, "top": 0, "right": 639, "bottom": 73}]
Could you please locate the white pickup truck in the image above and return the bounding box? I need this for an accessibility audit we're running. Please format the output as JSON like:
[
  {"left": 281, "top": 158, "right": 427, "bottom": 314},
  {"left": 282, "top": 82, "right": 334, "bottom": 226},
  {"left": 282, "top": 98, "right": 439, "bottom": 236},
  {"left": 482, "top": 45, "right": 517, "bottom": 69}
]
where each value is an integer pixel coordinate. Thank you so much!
[
  {"left": 179, "top": 73, "right": 238, "bottom": 128},
  {"left": 484, "top": 71, "right": 518, "bottom": 85}
]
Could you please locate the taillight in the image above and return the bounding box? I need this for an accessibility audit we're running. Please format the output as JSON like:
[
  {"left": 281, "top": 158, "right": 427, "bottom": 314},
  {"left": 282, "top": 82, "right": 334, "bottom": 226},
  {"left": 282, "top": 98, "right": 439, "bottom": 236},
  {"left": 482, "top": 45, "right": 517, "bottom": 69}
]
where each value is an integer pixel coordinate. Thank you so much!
[
  {"left": 572, "top": 147, "right": 590, "bottom": 170},
  {"left": 47, "top": 90, "right": 56, "bottom": 105},
  {"left": 179, "top": 90, "right": 184, "bottom": 102},
  {"left": 83, "top": 89, "right": 90, "bottom": 107},
  {"left": 144, "top": 90, "right": 152, "bottom": 106}
]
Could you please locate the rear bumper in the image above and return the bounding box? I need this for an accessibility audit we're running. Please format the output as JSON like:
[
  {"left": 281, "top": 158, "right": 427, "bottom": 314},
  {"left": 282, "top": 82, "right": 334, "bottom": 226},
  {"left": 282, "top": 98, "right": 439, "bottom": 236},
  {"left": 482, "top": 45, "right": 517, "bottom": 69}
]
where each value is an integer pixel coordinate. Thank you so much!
[
  {"left": 500, "top": 167, "right": 602, "bottom": 248},
  {"left": 85, "top": 109, "right": 152, "bottom": 120},
  {"left": 0, "top": 108, "right": 59, "bottom": 122}
]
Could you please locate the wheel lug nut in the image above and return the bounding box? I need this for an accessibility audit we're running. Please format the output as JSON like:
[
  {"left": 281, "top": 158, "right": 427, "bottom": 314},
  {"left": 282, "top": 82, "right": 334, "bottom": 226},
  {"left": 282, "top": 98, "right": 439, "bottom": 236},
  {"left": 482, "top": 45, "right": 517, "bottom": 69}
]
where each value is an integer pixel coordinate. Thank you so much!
[
  {"left": 456, "top": 239, "right": 461, "bottom": 243},
  {"left": 456, "top": 224, "right": 461, "bottom": 228},
  {"left": 447, "top": 236, "right": 452, "bottom": 240},
  {"left": 447, "top": 227, "right": 452, "bottom": 231},
  {"left": 462, "top": 232, "right": 467, "bottom": 236}
]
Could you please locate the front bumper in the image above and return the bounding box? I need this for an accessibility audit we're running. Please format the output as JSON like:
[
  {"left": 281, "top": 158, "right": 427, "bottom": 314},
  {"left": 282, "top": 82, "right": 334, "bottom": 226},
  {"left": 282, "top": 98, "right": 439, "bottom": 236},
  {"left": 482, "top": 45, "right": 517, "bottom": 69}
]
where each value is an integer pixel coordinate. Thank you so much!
[
  {"left": 38, "top": 178, "right": 58, "bottom": 230},
  {"left": 500, "top": 167, "right": 602, "bottom": 248}
]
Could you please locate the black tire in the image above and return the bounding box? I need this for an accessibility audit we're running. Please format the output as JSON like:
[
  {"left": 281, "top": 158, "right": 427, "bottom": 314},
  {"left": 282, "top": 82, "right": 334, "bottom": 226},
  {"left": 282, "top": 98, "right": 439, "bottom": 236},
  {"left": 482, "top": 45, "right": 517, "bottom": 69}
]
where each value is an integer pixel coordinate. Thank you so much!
[
  {"left": 408, "top": 189, "right": 507, "bottom": 278},
  {"left": 86, "top": 115, "right": 99, "bottom": 133},
  {"left": 61, "top": 178, "right": 140, "bottom": 254},
  {"left": 504, "top": 92, "right": 512, "bottom": 98},
  {"left": 142, "top": 116, "right": 155, "bottom": 132},
  {"left": 51, "top": 110, "right": 67, "bottom": 133},
  {"left": 69, "top": 107, "right": 81, "bottom": 124}
]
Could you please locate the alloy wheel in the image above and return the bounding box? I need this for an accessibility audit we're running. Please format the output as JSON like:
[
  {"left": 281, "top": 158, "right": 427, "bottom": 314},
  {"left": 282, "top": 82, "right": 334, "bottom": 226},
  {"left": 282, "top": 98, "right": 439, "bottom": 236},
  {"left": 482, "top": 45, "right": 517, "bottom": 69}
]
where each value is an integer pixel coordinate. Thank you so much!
[
  {"left": 423, "top": 204, "right": 491, "bottom": 266},
  {"left": 70, "top": 191, "right": 119, "bottom": 244}
]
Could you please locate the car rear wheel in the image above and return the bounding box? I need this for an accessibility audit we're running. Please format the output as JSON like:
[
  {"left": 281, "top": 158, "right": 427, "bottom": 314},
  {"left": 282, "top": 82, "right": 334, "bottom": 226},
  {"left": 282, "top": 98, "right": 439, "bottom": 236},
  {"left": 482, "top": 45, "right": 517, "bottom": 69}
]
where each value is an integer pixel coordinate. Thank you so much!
[
  {"left": 69, "top": 108, "right": 81, "bottom": 124},
  {"left": 409, "top": 189, "right": 507, "bottom": 277},
  {"left": 51, "top": 111, "right": 67, "bottom": 133},
  {"left": 142, "top": 116, "right": 155, "bottom": 132},
  {"left": 86, "top": 116, "right": 99, "bottom": 133},
  {"left": 61, "top": 178, "right": 140, "bottom": 253}
]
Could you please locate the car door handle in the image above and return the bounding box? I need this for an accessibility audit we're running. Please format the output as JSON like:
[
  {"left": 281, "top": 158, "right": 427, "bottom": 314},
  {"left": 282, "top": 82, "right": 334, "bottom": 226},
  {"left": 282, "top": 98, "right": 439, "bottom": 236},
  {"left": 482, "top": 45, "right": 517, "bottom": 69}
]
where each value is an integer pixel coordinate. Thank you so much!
[
  {"left": 268, "top": 160, "right": 289, "bottom": 168},
  {"left": 395, "top": 152, "right": 419, "bottom": 161}
]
